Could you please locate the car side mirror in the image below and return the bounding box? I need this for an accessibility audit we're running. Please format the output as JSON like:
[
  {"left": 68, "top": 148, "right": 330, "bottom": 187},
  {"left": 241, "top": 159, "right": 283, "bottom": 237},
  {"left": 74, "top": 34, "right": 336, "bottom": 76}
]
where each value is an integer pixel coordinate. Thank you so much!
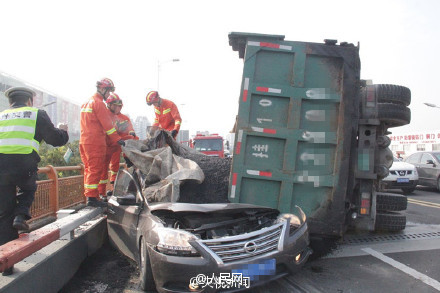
[
  {"left": 427, "top": 160, "right": 436, "bottom": 166},
  {"left": 116, "top": 194, "right": 137, "bottom": 205}
]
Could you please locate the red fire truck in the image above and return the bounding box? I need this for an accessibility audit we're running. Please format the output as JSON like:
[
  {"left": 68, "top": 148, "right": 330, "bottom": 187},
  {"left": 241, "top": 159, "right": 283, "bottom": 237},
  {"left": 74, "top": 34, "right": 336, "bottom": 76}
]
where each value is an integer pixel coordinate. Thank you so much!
[{"left": 192, "top": 133, "right": 225, "bottom": 158}]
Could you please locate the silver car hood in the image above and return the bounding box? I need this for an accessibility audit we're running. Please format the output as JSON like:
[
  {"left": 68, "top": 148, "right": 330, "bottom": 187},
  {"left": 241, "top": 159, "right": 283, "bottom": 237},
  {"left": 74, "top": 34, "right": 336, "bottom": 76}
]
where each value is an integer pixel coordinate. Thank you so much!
[{"left": 148, "top": 202, "right": 278, "bottom": 214}]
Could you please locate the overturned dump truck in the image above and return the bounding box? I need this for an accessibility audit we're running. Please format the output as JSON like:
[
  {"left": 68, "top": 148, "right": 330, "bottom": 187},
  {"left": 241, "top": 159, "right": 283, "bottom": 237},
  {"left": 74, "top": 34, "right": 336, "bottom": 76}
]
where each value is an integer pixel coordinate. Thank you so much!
[{"left": 227, "top": 32, "right": 411, "bottom": 238}]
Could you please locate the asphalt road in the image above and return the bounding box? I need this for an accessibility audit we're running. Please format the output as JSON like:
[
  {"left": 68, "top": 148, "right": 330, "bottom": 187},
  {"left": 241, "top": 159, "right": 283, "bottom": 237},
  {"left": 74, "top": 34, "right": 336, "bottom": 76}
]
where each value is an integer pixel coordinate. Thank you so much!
[
  {"left": 249, "top": 186, "right": 440, "bottom": 292},
  {"left": 61, "top": 186, "right": 440, "bottom": 293},
  {"left": 405, "top": 186, "right": 440, "bottom": 225}
]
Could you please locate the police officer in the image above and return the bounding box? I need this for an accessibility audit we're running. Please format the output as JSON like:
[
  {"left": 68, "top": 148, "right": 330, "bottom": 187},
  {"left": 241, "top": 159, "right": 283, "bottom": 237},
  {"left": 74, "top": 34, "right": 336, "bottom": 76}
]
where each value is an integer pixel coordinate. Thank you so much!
[{"left": 0, "top": 87, "right": 69, "bottom": 275}]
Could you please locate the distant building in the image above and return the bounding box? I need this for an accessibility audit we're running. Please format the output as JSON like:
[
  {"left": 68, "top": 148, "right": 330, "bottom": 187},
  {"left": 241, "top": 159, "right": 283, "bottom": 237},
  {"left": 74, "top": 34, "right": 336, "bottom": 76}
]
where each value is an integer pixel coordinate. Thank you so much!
[
  {"left": 134, "top": 116, "right": 151, "bottom": 140},
  {"left": 177, "top": 130, "right": 189, "bottom": 145},
  {"left": 0, "top": 71, "right": 81, "bottom": 141},
  {"left": 225, "top": 132, "right": 235, "bottom": 153},
  {"left": 390, "top": 130, "right": 440, "bottom": 158}
]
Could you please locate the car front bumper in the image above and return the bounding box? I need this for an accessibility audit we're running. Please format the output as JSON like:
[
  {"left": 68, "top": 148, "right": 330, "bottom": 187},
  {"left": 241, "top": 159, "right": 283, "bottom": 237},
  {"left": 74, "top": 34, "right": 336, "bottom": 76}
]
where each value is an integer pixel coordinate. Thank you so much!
[
  {"left": 381, "top": 179, "right": 418, "bottom": 189},
  {"left": 148, "top": 222, "right": 311, "bottom": 293}
]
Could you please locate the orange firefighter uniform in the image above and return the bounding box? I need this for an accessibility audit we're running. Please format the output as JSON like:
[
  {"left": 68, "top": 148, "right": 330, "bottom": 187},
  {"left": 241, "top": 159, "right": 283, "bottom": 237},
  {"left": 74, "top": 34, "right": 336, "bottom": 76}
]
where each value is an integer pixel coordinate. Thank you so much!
[
  {"left": 152, "top": 98, "right": 182, "bottom": 134},
  {"left": 98, "top": 112, "right": 138, "bottom": 195},
  {"left": 80, "top": 93, "right": 121, "bottom": 198},
  {"left": 110, "top": 113, "right": 138, "bottom": 181}
]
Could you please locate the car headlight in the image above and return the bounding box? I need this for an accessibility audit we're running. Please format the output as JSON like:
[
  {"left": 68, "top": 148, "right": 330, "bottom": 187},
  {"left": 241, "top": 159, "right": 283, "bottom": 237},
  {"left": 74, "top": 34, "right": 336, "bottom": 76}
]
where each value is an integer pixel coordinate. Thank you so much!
[
  {"left": 275, "top": 206, "right": 306, "bottom": 234},
  {"left": 156, "top": 228, "right": 199, "bottom": 256},
  {"left": 276, "top": 213, "right": 301, "bottom": 226}
]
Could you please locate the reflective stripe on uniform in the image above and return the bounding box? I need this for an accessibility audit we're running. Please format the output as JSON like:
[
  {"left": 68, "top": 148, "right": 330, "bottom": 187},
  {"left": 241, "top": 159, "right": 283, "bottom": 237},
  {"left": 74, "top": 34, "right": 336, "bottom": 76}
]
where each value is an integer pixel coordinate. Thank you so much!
[
  {"left": 84, "top": 184, "right": 98, "bottom": 189},
  {"left": 99, "top": 179, "right": 108, "bottom": 184},
  {"left": 106, "top": 128, "right": 117, "bottom": 135},
  {"left": 154, "top": 108, "right": 161, "bottom": 115},
  {"left": 0, "top": 138, "right": 39, "bottom": 149},
  {"left": 0, "top": 125, "right": 36, "bottom": 133},
  {"left": 110, "top": 170, "right": 118, "bottom": 175},
  {"left": 175, "top": 121, "right": 181, "bottom": 125},
  {"left": 81, "top": 108, "right": 93, "bottom": 113},
  {"left": 163, "top": 108, "right": 171, "bottom": 114}
]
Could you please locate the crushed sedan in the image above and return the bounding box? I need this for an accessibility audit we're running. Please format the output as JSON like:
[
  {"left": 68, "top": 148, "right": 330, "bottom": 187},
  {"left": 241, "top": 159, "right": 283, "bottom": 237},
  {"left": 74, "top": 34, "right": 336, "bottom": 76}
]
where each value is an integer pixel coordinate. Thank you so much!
[{"left": 107, "top": 137, "right": 311, "bottom": 293}]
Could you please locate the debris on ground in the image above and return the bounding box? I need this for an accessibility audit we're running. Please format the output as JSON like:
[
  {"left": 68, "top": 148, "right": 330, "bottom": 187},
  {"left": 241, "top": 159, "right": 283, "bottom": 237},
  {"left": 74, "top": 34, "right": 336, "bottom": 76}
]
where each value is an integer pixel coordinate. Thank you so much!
[
  {"left": 59, "top": 240, "right": 140, "bottom": 293},
  {"left": 122, "top": 130, "right": 232, "bottom": 204}
]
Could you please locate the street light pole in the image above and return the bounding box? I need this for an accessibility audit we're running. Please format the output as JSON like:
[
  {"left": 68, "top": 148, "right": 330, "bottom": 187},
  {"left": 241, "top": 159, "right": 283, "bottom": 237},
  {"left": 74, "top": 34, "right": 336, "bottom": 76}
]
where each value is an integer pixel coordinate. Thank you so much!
[
  {"left": 37, "top": 101, "right": 56, "bottom": 109},
  {"left": 424, "top": 102, "right": 440, "bottom": 109},
  {"left": 157, "top": 58, "right": 180, "bottom": 91}
]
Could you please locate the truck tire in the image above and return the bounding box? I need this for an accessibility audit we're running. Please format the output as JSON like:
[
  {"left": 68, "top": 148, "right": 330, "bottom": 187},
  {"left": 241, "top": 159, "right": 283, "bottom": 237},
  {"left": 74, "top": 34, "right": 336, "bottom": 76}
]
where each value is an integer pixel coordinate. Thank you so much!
[
  {"left": 376, "top": 192, "right": 407, "bottom": 211},
  {"left": 378, "top": 103, "right": 411, "bottom": 128},
  {"left": 374, "top": 84, "right": 411, "bottom": 106},
  {"left": 375, "top": 212, "right": 406, "bottom": 232}
]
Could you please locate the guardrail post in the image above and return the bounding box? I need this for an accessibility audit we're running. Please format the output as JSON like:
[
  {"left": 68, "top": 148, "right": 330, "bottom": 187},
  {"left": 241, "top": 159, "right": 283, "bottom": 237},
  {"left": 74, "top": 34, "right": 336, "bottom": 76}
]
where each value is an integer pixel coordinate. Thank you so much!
[
  {"left": 46, "top": 165, "right": 59, "bottom": 217},
  {"left": 79, "top": 164, "right": 86, "bottom": 203}
]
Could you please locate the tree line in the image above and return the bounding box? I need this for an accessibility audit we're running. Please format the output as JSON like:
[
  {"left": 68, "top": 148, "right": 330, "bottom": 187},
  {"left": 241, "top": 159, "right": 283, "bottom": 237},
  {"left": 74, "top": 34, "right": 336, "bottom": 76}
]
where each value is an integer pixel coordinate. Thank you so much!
[{"left": 38, "top": 140, "right": 82, "bottom": 179}]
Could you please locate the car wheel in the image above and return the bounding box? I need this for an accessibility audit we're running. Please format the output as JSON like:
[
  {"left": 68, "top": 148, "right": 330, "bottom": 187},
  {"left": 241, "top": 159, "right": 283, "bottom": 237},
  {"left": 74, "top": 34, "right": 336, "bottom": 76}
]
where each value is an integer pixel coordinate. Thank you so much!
[
  {"left": 375, "top": 212, "right": 406, "bottom": 232},
  {"left": 377, "top": 103, "right": 411, "bottom": 128},
  {"left": 376, "top": 192, "right": 407, "bottom": 211},
  {"left": 139, "top": 238, "right": 155, "bottom": 291},
  {"left": 401, "top": 187, "right": 415, "bottom": 194},
  {"left": 373, "top": 84, "right": 411, "bottom": 106}
]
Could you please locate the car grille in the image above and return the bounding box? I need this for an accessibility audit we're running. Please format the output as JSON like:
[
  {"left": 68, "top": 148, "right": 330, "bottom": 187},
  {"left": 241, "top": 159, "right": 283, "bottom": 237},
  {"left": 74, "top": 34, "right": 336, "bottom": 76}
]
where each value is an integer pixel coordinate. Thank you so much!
[
  {"left": 199, "top": 222, "right": 285, "bottom": 264},
  {"left": 390, "top": 170, "right": 412, "bottom": 176}
]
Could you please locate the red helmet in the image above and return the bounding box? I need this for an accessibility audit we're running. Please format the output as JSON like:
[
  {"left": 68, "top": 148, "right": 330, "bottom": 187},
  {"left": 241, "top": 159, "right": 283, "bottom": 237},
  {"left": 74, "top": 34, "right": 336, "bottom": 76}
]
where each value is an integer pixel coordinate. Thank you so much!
[
  {"left": 146, "top": 91, "right": 160, "bottom": 105},
  {"left": 106, "top": 92, "right": 123, "bottom": 106},
  {"left": 96, "top": 78, "right": 115, "bottom": 91}
]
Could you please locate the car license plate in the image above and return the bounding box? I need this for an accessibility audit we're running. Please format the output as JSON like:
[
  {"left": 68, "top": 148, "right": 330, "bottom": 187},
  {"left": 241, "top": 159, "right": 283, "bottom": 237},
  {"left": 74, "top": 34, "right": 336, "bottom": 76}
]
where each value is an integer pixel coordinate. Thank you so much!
[{"left": 397, "top": 178, "right": 410, "bottom": 183}]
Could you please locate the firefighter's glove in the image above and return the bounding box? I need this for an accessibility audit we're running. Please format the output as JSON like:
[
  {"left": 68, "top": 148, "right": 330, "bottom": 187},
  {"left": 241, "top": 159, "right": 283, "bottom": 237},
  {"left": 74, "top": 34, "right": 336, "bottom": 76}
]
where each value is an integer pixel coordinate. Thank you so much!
[
  {"left": 117, "top": 140, "right": 126, "bottom": 146},
  {"left": 171, "top": 130, "right": 178, "bottom": 138},
  {"left": 125, "top": 157, "right": 134, "bottom": 168}
]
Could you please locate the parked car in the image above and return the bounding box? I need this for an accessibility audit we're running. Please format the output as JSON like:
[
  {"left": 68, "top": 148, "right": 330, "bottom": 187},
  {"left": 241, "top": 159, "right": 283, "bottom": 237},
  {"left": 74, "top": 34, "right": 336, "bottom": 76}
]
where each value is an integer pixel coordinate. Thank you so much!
[
  {"left": 107, "top": 168, "right": 312, "bottom": 293},
  {"left": 405, "top": 151, "right": 440, "bottom": 191},
  {"left": 381, "top": 157, "right": 418, "bottom": 194}
]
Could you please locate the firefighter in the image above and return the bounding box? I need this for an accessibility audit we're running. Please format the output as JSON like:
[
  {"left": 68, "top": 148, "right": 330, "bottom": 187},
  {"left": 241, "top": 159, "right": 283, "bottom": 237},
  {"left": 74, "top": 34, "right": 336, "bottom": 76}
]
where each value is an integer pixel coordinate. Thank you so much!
[
  {"left": 80, "top": 78, "right": 123, "bottom": 207},
  {"left": 0, "top": 87, "right": 69, "bottom": 275},
  {"left": 99, "top": 93, "right": 138, "bottom": 199},
  {"left": 146, "top": 91, "right": 182, "bottom": 139}
]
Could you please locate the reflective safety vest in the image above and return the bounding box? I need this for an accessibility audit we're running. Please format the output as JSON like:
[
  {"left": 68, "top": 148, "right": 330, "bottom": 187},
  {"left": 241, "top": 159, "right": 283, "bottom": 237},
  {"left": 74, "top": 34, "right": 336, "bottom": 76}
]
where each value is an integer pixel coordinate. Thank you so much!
[{"left": 0, "top": 107, "right": 39, "bottom": 154}]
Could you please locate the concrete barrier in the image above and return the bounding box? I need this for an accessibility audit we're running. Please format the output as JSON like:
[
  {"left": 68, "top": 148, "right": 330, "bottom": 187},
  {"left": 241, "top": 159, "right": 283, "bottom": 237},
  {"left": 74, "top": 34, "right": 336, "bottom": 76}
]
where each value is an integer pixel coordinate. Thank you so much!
[{"left": 0, "top": 207, "right": 107, "bottom": 293}]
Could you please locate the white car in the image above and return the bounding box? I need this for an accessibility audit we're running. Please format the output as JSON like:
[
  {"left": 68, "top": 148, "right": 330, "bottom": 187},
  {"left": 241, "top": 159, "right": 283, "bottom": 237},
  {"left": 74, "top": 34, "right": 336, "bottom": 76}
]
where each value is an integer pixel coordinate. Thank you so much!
[{"left": 381, "top": 157, "right": 418, "bottom": 194}]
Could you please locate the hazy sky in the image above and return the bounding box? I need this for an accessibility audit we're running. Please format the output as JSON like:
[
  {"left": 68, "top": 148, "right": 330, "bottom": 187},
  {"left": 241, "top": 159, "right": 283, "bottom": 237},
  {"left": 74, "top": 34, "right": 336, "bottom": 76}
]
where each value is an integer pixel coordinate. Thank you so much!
[{"left": 1, "top": 0, "right": 438, "bottom": 137}]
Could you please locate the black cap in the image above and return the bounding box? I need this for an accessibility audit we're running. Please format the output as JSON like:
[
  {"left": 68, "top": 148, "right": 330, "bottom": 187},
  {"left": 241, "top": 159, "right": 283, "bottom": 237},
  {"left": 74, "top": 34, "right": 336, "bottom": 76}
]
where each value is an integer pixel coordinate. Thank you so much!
[{"left": 4, "top": 87, "right": 36, "bottom": 100}]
